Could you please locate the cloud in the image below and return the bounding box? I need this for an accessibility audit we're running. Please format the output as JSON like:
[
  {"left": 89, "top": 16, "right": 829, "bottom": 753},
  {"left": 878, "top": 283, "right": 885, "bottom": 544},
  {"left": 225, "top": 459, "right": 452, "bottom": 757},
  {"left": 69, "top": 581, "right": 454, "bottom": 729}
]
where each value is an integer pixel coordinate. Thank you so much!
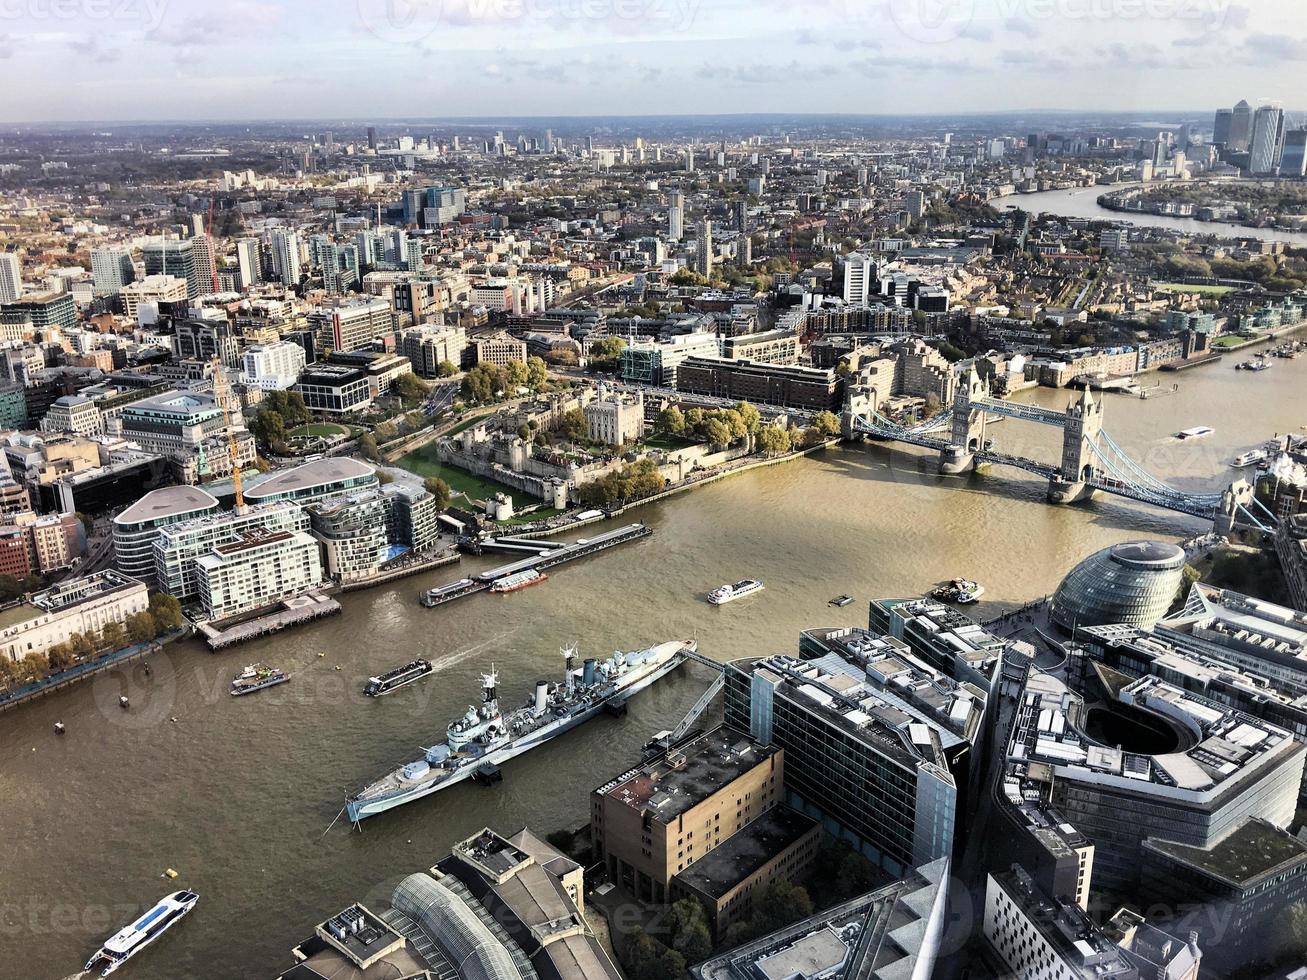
[
  {"left": 702, "top": 59, "right": 832, "bottom": 85},
  {"left": 1242, "top": 32, "right": 1307, "bottom": 62},
  {"left": 1004, "top": 17, "right": 1039, "bottom": 38},
  {"left": 68, "top": 36, "right": 121, "bottom": 61},
  {"left": 850, "top": 54, "right": 982, "bottom": 76},
  {"left": 0, "top": 35, "right": 12, "bottom": 59},
  {"left": 959, "top": 23, "right": 993, "bottom": 41}
]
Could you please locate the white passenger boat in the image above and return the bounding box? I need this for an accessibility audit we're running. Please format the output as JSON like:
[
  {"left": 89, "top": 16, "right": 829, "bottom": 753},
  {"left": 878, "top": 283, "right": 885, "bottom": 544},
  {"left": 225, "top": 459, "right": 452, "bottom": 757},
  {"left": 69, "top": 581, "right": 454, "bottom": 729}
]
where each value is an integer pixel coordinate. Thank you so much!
[{"left": 85, "top": 890, "right": 198, "bottom": 976}]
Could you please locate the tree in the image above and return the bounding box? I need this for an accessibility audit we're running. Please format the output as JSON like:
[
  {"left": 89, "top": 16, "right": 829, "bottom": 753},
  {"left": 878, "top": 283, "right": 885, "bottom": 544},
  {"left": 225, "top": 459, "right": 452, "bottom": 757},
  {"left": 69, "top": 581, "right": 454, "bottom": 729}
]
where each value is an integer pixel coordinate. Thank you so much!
[
  {"left": 735, "top": 401, "right": 761, "bottom": 434},
  {"left": 249, "top": 409, "right": 286, "bottom": 448},
  {"left": 1173, "top": 563, "right": 1202, "bottom": 612},
  {"left": 358, "top": 432, "right": 382, "bottom": 462},
  {"left": 559, "top": 408, "right": 587, "bottom": 442},
  {"left": 392, "top": 372, "right": 429, "bottom": 406},
  {"left": 587, "top": 336, "right": 626, "bottom": 373},
  {"left": 22, "top": 652, "right": 48, "bottom": 677},
  {"left": 756, "top": 425, "right": 792, "bottom": 456},
  {"left": 623, "top": 931, "right": 687, "bottom": 980},
  {"left": 126, "top": 611, "right": 156, "bottom": 645},
  {"left": 423, "top": 477, "right": 451, "bottom": 510},
  {"left": 813, "top": 411, "right": 840, "bottom": 437},
  {"left": 47, "top": 644, "right": 74, "bottom": 671},
  {"left": 376, "top": 470, "right": 394, "bottom": 485},
  {"left": 1271, "top": 901, "right": 1307, "bottom": 967},
  {"left": 148, "top": 593, "right": 185, "bottom": 632},
  {"left": 526, "top": 355, "right": 549, "bottom": 388},
  {"left": 75, "top": 511, "right": 94, "bottom": 536},
  {"left": 702, "top": 418, "right": 732, "bottom": 449},
  {"left": 100, "top": 621, "right": 126, "bottom": 652},
  {"left": 666, "top": 898, "right": 712, "bottom": 964},
  {"left": 753, "top": 879, "right": 813, "bottom": 935},
  {"left": 505, "top": 359, "right": 530, "bottom": 390},
  {"left": 437, "top": 360, "right": 459, "bottom": 378},
  {"left": 656, "top": 406, "right": 685, "bottom": 437},
  {"left": 69, "top": 631, "right": 95, "bottom": 658},
  {"left": 669, "top": 268, "right": 706, "bottom": 286},
  {"left": 0, "top": 574, "right": 23, "bottom": 603},
  {"left": 924, "top": 391, "right": 943, "bottom": 416}
]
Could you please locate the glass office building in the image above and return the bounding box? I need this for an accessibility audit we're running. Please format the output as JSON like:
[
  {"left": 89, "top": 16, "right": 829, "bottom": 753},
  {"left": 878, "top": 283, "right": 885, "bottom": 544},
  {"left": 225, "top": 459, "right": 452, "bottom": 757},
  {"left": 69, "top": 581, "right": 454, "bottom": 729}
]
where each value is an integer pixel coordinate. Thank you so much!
[{"left": 1050, "top": 540, "right": 1186, "bottom": 634}]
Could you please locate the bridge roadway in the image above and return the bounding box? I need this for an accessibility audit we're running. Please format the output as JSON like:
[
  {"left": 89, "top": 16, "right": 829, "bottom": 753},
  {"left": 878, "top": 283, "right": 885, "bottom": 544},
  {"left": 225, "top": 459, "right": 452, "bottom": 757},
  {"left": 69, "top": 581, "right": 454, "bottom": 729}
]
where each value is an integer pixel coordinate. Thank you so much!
[{"left": 849, "top": 414, "right": 1220, "bottom": 521}]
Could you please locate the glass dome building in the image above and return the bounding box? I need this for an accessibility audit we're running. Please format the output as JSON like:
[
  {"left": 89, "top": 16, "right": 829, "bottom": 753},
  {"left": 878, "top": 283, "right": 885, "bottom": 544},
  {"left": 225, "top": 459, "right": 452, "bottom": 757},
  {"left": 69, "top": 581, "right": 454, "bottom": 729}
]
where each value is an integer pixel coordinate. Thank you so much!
[{"left": 1050, "top": 540, "right": 1187, "bottom": 633}]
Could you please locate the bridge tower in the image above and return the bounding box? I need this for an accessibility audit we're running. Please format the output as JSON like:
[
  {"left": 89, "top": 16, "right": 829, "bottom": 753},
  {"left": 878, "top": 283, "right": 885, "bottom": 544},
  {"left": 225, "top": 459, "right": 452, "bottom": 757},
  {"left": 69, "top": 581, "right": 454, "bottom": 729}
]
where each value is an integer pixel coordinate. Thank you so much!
[
  {"left": 939, "top": 367, "right": 988, "bottom": 474},
  {"left": 1214, "top": 478, "right": 1256, "bottom": 535},
  {"left": 1048, "top": 387, "right": 1103, "bottom": 504}
]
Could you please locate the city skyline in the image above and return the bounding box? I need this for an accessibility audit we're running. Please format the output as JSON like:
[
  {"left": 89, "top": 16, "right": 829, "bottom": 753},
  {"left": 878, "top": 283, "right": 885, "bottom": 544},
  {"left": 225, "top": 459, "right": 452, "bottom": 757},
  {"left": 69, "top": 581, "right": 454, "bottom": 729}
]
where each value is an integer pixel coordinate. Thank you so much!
[{"left": 0, "top": 0, "right": 1305, "bottom": 122}]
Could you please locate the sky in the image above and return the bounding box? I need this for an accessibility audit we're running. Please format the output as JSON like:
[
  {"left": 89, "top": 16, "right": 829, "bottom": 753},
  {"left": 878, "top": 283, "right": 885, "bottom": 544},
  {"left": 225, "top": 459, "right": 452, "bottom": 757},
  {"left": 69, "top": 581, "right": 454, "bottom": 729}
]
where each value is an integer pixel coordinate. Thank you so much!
[{"left": 0, "top": 0, "right": 1305, "bottom": 122}]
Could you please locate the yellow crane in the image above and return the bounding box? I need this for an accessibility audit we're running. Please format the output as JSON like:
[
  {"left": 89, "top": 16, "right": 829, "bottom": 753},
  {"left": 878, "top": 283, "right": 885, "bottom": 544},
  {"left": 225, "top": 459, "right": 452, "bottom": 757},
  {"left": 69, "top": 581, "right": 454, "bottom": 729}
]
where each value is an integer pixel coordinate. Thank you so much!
[{"left": 210, "top": 357, "right": 245, "bottom": 510}]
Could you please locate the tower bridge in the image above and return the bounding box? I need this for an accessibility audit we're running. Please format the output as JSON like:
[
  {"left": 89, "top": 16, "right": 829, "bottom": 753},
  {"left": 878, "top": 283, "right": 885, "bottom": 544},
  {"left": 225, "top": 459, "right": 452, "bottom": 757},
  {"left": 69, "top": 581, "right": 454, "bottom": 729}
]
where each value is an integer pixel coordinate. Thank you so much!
[{"left": 843, "top": 367, "right": 1275, "bottom": 533}]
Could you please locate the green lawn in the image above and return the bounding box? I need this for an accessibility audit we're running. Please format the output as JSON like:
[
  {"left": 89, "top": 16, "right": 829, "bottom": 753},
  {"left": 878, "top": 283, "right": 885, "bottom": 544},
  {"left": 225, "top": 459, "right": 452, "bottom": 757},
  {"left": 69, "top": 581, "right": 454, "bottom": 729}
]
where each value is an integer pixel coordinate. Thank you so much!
[
  {"left": 642, "top": 433, "right": 697, "bottom": 451},
  {"left": 1155, "top": 282, "right": 1235, "bottom": 295},
  {"left": 1212, "top": 335, "right": 1248, "bottom": 348},
  {"left": 396, "top": 446, "right": 521, "bottom": 503},
  {"left": 496, "top": 507, "right": 565, "bottom": 526}
]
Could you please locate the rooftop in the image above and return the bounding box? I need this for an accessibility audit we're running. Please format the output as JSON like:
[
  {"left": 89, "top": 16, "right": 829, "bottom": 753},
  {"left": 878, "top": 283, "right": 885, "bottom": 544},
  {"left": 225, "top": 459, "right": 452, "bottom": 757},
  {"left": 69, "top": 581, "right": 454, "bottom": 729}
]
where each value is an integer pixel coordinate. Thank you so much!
[
  {"left": 596, "top": 726, "right": 777, "bottom": 822},
  {"left": 245, "top": 457, "right": 376, "bottom": 501},
  {"left": 1143, "top": 817, "right": 1307, "bottom": 886},
  {"left": 674, "top": 805, "right": 819, "bottom": 900},
  {"left": 114, "top": 485, "right": 219, "bottom": 526}
]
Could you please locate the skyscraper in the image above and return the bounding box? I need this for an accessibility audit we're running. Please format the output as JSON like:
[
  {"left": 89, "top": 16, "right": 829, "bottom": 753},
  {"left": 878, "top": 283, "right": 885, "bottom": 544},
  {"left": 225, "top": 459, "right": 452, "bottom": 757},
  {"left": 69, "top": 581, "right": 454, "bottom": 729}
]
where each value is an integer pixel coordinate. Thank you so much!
[
  {"left": 90, "top": 247, "right": 135, "bottom": 293},
  {"left": 1229, "top": 99, "right": 1253, "bottom": 152},
  {"left": 668, "top": 191, "right": 684, "bottom": 241},
  {"left": 189, "top": 233, "right": 219, "bottom": 294},
  {"left": 268, "top": 229, "right": 302, "bottom": 286},
  {"left": 1249, "top": 105, "right": 1285, "bottom": 175},
  {"left": 696, "top": 218, "right": 713, "bottom": 278},
  {"left": 1213, "top": 108, "right": 1233, "bottom": 146},
  {"left": 0, "top": 253, "right": 20, "bottom": 304},
  {"left": 1281, "top": 130, "right": 1307, "bottom": 178},
  {"left": 143, "top": 239, "right": 201, "bottom": 299},
  {"left": 366, "top": 126, "right": 376, "bottom": 151},
  {"left": 235, "top": 239, "right": 262, "bottom": 288}
]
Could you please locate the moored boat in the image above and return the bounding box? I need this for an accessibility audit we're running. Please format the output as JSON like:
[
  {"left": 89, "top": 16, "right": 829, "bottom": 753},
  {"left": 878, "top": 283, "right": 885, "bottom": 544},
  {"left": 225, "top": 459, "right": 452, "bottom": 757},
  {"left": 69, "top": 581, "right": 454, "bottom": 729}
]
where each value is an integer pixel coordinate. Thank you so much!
[
  {"left": 346, "top": 640, "right": 695, "bottom": 822},
  {"left": 490, "top": 568, "right": 548, "bottom": 593}
]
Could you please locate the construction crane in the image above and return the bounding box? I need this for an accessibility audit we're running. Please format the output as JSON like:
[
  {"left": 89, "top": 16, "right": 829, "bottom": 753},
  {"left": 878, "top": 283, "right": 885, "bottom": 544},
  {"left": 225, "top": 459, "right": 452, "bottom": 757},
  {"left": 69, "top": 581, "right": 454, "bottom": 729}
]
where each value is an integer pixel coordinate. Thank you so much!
[{"left": 210, "top": 357, "right": 245, "bottom": 511}]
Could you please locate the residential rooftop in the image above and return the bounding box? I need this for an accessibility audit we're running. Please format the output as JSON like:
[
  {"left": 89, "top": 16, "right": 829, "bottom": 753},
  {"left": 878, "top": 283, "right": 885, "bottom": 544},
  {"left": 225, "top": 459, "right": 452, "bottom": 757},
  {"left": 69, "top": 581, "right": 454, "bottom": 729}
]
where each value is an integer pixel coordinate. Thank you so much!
[
  {"left": 244, "top": 456, "right": 376, "bottom": 502},
  {"left": 114, "top": 485, "right": 219, "bottom": 526}
]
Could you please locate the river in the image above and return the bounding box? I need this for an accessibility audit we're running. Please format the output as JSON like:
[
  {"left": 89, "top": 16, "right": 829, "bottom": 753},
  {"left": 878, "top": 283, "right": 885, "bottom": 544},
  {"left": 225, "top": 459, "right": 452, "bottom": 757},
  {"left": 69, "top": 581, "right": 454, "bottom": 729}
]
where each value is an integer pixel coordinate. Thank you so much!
[
  {"left": 2, "top": 354, "right": 1304, "bottom": 980},
  {"left": 995, "top": 185, "right": 1307, "bottom": 247}
]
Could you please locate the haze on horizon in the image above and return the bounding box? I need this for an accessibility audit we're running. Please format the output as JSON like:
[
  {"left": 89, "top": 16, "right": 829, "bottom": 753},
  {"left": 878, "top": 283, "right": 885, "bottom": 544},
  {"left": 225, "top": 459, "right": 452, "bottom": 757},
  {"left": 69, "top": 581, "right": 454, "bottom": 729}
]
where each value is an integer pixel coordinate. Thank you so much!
[{"left": 0, "top": 0, "right": 1304, "bottom": 123}]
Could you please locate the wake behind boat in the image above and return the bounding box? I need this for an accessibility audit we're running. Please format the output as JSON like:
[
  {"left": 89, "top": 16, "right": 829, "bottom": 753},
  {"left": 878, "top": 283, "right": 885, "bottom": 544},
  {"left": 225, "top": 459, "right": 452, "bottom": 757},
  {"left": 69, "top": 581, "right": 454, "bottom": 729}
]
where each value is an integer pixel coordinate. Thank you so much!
[
  {"left": 346, "top": 639, "right": 695, "bottom": 822},
  {"left": 84, "top": 890, "right": 198, "bottom": 977}
]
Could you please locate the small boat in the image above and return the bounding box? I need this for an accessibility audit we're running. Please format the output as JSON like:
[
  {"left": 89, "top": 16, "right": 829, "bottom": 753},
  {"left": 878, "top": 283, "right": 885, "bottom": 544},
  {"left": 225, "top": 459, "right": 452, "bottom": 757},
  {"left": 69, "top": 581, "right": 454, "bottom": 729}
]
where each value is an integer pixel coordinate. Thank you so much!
[
  {"left": 365, "top": 659, "right": 434, "bottom": 697},
  {"left": 708, "top": 579, "right": 764, "bottom": 605},
  {"left": 1175, "top": 426, "right": 1214, "bottom": 440},
  {"left": 1232, "top": 449, "right": 1268, "bottom": 468},
  {"left": 230, "top": 664, "right": 289, "bottom": 697},
  {"left": 829, "top": 594, "right": 854, "bottom": 607},
  {"left": 119, "top": 696, "right": 130, "bottom": 709},
  {"left": 490, "top": 569, "right": 548, "bottom": 594},
  {"left": 53, "top": 721, "right": 65, "bottom": 735},
  {"left": 932, "top": 579, "right": 985, "bottom": 604},
  {"left": 85, "top": 890, "right": 198, "bottom": 977}
]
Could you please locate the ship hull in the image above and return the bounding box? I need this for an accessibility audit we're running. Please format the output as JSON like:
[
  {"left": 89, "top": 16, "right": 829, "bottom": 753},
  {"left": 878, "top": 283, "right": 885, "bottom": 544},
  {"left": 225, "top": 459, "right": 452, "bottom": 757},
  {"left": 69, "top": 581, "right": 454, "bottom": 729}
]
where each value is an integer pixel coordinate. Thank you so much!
[{"left": 347, "top": 649, "right": 686, "bottom": 821}]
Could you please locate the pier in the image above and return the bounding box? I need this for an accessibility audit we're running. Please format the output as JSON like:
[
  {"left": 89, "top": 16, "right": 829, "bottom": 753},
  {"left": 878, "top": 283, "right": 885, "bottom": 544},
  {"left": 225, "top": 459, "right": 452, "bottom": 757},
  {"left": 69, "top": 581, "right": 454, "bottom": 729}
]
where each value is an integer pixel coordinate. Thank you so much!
[
  {"left": 201, "top": 593, "right": 342, "bottom": 650},
  {"left": 421, "top": 523, "right": 653, "bottom": 608}
]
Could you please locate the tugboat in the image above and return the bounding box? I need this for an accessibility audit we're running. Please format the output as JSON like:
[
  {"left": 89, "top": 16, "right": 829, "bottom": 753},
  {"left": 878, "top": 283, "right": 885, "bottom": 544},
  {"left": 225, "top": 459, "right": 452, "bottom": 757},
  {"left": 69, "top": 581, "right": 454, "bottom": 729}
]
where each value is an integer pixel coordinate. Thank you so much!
[
  {"left": 365, "top": 659, "right": 435, "bottom": 697},
  {"left": 230, "top": 663, "right": 289, "bottom": 697},
  {"left": 708, "top": 579, "right": 765, "bottom": 605},
  {"left": 85, "top": 890, "right": 198, "bottom": 976},
  {"left": 53, "top": 721, "right": 65, "bottom": 735},
  {"left": 932, "top": 579, "right": 985, "bottom": 604}
]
